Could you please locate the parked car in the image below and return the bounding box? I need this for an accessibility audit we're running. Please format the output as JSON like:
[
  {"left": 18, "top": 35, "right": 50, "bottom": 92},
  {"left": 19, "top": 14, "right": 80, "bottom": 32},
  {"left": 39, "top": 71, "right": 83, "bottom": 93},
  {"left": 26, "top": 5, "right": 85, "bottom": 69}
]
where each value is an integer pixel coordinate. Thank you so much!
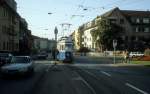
[
  {"left": 0, "top": 53, "right": 13, "bottom": 67},
  {"left": 129, "top": 52, "right": 144, "bottom": 58},
  {"left": 37, "top": 53, "right": 48, "bottom": 59},
  {"left": 57, "top": 51, "right": 73, "bottom": 63},
  {"left": 0, "top": 56, "right": 34, "bottom": 76}
]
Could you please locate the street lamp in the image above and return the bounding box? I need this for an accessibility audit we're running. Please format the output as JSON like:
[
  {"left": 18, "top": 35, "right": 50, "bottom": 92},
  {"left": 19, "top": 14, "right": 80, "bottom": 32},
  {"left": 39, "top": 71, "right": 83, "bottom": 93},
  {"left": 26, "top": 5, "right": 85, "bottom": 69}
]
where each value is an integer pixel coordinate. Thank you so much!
[{"left": 48, "top": 12, "right": 53, "bottom": 15}]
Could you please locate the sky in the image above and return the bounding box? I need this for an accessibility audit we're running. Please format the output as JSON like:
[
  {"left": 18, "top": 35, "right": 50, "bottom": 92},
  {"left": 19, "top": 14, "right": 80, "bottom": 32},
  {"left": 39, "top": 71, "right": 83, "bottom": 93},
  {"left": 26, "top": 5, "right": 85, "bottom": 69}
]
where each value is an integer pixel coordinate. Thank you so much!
[{"left": 15, "top": 0, "right": 150, "bottom": 39}]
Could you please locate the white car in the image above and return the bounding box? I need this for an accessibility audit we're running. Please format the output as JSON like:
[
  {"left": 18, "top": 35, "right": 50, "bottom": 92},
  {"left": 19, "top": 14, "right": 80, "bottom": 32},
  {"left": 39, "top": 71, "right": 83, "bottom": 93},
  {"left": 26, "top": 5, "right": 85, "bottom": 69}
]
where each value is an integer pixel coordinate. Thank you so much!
[
  {"left": 0, "top": 53, "right": 13, "bottom": 66},
  {"left": 0, "top": 56, "right": 34, "bottom": 76},
  {"left": 129, "top": 52, "right": 144, "bottom": 57}
]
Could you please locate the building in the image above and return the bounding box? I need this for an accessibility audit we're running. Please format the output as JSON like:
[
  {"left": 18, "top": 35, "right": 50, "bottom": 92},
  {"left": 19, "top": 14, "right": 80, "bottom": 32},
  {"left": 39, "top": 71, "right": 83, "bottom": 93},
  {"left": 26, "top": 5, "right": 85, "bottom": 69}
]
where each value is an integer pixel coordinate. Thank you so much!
[
  {"left": 81, "top": 21, "right": 97, "bottom": 51},
  {"left": 0, "top": 0, "right": 20, "bottom": 53},
  {"left": 76, "top": 25, "right": 85, "bottom": 50},
  {"left": 33, "top": 36, "right": 56, "bottom": 53},
  {"left": 76, "top": 7, "right": 150, "bottom": 51},
  {"left": 19, "top": 18, "right": 33, "bottom": 55},
  {"left": 70, "top": 31, "right": 79, "bottom": 50}
]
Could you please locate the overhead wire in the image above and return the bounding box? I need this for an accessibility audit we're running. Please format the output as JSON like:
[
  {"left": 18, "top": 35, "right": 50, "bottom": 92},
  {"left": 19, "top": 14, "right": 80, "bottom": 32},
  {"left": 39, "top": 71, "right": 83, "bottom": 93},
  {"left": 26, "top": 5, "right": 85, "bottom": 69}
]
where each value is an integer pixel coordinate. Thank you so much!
[
  {"left": 70, "top": 0, "right": 85, "bottom": 19},
  {"left": 80, "top": 0, "right": 149, "bottom": 15}
]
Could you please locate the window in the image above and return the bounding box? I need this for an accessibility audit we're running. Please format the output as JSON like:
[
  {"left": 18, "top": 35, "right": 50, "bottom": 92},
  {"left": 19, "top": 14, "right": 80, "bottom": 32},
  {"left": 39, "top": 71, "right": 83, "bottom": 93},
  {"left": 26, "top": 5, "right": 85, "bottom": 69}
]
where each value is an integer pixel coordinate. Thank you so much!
[
  {"left": 109, "top": 18, "right": 117, "bottom": 23},
  {"left": 3, "top": 42, "right": 5, "bottom": 50},
  {"left": 143, "top": 18, "right": 149, "bottom": 23},
  {"left": 0, "top": 42, "right": 1, "bottom": 50},
  {"left": 120, "top": 19, "right": 124, "bottom": 24},
  {"left": 16, "top": 43, "right": 19, "bottom": 49},
  {"left": 131, "top": 18, "right": 136, "bottom": 23},
  {"left": 131, "top": 36, "right": 136, "bottom": 41},
  {"left": 141, "top": 27, "right": 145, "bottom": 32},
  {"left": 136, "top": 18, "right": 140, "bottom": 23},
  {"left": 135, "top": 37, "right": 138, "bottom": 41},
  {"left": 7, "top": 42, "right": 9, "bottom": 50},
  {"left": 135, "top": 27, "right": 139, "bottom": 32},
  {"left": 144, "top": 28, "right": 149, "bottom": 32},
  {"left": 125, "top": 36, "right": 128, "bottom": 40},
  {"left": 122, "top": 36, "right": 125, "bottom": 40}
]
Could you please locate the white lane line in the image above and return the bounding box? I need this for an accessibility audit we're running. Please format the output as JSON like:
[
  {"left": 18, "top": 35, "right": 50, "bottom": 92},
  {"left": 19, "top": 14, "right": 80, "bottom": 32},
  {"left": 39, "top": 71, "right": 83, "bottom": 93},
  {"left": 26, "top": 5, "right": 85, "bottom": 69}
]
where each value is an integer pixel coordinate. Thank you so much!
[
  {"left": 101, "top": 71, "right": 111, "bottom": 77},
  {"left": 125, "top": 83, "right": 149, "bottom": 94},
  {"left": 74, "top": 72, "right": 97, "bottom": 94},
  {"left": 83, "top": 70, "right": 98, "bottom": 79}
]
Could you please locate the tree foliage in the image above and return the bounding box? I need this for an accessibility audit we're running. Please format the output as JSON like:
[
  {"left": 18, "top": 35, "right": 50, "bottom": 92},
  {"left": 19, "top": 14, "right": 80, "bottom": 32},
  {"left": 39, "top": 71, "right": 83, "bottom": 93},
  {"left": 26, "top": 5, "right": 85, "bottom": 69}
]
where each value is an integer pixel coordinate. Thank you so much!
[
  {"left": 144, "top": 48, "right": 150, "bottom": 56},
  {"left": 91, "top": 17, "right": 123, "bottom": 50}
]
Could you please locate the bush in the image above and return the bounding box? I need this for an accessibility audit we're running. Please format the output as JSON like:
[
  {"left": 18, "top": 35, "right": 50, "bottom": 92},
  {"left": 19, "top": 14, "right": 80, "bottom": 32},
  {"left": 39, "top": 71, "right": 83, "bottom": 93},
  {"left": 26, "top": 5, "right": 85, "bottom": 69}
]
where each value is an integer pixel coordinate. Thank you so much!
[
  {"left": 31, "top": 48, "right": 38, "bottom": 54},
  {"left": 144, "top": 49, "right": 150, "bottom": 56}
]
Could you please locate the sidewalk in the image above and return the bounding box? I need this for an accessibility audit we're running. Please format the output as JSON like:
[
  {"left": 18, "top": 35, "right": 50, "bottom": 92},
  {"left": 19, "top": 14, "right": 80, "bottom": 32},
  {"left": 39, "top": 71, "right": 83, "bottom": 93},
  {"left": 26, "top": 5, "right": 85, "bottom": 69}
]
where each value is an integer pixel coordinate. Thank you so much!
[{"left": 110, "top": 61, "right": 150, "bottom": 67}]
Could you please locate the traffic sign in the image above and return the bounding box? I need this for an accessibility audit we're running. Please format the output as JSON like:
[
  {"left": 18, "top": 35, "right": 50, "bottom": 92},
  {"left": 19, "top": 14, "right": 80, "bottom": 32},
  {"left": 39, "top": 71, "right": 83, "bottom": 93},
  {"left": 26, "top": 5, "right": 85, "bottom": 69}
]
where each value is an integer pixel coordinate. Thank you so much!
[{"left": 113, "top": 39, "right": 117, "bottom": 48}]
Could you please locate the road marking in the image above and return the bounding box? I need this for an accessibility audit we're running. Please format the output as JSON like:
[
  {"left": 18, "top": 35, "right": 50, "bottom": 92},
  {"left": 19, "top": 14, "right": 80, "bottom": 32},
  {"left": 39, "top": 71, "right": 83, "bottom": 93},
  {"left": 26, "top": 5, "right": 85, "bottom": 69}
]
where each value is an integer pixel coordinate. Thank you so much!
[
  {"left": 74, "top": 72, "right": 97, "bottom": 94},
  {"left": 101, "top": 71, "right": 111, "bottom": 77},
  {"left": 125, "top": 83, "right": 149, "bottom": 94},
  {"left": 83, "top": 70, "right": 98, "bottom": 78}
]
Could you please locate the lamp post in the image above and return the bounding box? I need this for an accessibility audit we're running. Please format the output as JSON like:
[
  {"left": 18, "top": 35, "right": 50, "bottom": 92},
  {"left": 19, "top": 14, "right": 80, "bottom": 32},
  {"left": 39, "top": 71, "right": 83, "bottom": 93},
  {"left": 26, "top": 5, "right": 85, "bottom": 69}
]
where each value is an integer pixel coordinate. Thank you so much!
[{"left": 54, "top": 27, "right": 58, "bottom": 60}]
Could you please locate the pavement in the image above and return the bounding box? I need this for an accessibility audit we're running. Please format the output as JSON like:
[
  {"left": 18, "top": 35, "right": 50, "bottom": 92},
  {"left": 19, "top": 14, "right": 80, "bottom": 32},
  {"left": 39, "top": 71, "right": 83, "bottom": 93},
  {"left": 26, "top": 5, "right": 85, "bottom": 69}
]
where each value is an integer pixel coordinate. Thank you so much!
[{"left": 0, "top": 56, "right": 150, "bottom": 94}]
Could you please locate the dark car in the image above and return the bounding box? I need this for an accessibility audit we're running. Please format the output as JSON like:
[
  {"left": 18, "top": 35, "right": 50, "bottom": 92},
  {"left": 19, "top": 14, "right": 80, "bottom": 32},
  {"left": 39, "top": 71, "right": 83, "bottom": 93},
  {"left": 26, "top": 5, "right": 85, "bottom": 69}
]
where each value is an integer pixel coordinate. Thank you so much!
[
  {"left": 37, "top": 53, "right": 48, "bottom": 59},
  {"left": 64, "top": 51, "right": 73, "bottom": 63},
  {"left": 0, "top": 53, "right": 13, "bottom": 67}
]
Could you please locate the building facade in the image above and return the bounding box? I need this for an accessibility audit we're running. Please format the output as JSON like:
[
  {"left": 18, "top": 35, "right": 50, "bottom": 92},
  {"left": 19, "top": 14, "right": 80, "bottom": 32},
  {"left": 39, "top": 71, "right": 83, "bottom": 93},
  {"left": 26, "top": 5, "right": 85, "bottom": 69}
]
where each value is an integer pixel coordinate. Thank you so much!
[
  {"left": 19, "top": 18, "right": 33, "bottom": 55},
  {"left": 72, "top": 29, "right": 80, "bottom": 50},
  {"left": 75, "top": 8, "right": 150, "bottom": 51},
  {"left": 33, "top": 36, "right": 56, "bottom": 53},
  {"left": 81, "top": 21, "right": 98, "bottom": 51},
  {"left": 0, "top": 0, "right": 20, "bottom": 53}
]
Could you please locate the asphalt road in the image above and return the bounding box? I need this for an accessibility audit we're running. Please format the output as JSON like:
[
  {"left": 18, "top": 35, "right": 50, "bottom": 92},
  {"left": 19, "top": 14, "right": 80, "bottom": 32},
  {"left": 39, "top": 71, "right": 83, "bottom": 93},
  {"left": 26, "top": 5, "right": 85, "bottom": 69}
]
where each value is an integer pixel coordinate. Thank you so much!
[
  {"left": 74, "top": 55, "right": 123, "bottom": 64},
  {"left": 0, "top": 57, "right": 150, "bottom": 94}
]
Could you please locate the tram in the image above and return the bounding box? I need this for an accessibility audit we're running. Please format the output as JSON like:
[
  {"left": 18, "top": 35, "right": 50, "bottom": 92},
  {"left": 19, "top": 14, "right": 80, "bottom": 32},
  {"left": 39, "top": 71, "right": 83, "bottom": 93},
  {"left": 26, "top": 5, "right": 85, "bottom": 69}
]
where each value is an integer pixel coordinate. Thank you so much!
[{"left": 56, "top": 37, "right": 74, "bottom": 63}]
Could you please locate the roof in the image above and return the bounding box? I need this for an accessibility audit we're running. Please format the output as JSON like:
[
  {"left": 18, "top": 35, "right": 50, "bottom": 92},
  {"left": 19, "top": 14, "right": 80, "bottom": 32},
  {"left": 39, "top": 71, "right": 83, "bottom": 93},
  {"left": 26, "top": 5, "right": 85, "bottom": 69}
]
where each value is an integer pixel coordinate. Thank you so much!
[
  {"left": 121, "top": 10, "right": 150, "bottom": 17},
  {"left": 101, "top": 7, "right": 150, "bottom": 18},
  {"left": 101, "top": 7, "right": 119, "bottom": 17},
  {"left": 32, "top": 35, "right": 41, "bottom": 39}
]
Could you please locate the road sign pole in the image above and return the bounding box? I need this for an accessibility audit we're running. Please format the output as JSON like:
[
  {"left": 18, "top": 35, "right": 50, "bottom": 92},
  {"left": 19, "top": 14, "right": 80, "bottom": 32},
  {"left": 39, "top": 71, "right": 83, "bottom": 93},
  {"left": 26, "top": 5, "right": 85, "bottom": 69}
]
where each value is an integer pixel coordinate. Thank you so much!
[
  {"left": 114, "top": 47, "right": 116, "bottom": 64},
  {"left": 113, "top": 39, "right": 117, "bottom": 64}
]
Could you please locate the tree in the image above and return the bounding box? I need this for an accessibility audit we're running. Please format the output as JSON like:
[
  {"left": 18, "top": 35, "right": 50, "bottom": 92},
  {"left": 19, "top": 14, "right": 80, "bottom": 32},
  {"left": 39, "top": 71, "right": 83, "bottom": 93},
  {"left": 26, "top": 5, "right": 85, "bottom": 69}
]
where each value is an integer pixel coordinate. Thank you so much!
[{"left": 91, "top": 17, "right": 123, "bottom": 51}]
